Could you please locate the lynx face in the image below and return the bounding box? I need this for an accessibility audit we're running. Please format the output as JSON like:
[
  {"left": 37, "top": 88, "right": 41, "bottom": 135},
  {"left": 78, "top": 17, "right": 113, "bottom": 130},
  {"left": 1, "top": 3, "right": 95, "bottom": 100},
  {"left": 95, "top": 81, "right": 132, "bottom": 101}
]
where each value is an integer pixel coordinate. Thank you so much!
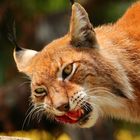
[{"left": 14, "top": 3, "right": 134, "bottom": 128}]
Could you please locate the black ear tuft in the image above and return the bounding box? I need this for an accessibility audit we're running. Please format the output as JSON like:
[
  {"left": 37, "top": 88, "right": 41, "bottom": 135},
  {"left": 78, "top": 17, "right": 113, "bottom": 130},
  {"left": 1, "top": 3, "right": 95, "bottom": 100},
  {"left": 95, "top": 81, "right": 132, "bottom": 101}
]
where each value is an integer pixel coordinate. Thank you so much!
[
  {"left": 7, "top": 20, "right": 22, "bottom": 52},
  {"left": 69, "top": 0, "right": 74, "bottom": 5}
]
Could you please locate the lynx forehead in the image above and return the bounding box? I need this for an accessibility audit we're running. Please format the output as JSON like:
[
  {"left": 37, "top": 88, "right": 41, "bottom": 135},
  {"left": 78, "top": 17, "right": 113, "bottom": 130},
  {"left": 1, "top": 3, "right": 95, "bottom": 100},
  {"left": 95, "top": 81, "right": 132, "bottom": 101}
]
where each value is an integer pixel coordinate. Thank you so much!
[{"left": 14, "top": 2, "right": 140, "bottom": 128}]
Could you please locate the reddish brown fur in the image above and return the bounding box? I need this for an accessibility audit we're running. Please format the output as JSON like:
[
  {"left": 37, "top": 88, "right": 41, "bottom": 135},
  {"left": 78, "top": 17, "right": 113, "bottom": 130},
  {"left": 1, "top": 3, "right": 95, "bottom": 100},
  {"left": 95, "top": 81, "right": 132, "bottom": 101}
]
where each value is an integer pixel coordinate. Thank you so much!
[
  {"left": 96, "top": 2, "right": 140, "bottom": 95},
  {"left": 95, "top": 2, "right": 140, "bottom": 120},
  {"left": 14, "top": 2, "right": 140, "bottom": 127}
]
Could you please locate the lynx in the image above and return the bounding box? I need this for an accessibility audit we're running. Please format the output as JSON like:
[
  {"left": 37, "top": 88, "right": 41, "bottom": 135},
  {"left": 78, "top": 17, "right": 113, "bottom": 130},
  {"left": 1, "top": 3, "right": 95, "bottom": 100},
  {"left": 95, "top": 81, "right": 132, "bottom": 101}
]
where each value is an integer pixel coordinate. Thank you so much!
[{"left": 14, "top": 2, "right": 140, "bottom": 128}]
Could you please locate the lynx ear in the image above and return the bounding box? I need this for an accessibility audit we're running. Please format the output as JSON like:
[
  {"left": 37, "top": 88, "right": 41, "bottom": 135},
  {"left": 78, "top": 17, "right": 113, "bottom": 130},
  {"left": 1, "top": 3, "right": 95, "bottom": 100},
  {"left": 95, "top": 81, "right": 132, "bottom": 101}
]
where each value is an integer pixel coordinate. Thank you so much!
[
  {"left": 13, "top": 47, "right": 38, "bottom": 73},
  {"left": 70, "top": 3, "right": 97, "bottom": 48}
]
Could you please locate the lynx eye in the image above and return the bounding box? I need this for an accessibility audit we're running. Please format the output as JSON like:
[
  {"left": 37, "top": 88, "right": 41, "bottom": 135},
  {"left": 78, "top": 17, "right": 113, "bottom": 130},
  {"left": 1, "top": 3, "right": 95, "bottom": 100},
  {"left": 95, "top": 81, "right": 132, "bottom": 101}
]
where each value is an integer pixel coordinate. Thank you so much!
[
  {"left": 62, "top": 63, "right": 73, "bottom": 80},
  {"left": 34, "top": 88, "right": 47, "bottom": 97}
]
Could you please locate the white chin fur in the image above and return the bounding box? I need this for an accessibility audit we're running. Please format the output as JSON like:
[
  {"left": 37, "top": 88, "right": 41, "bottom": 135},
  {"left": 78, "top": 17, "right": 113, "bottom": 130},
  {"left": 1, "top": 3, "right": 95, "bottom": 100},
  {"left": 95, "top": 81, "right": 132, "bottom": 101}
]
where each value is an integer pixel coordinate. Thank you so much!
[{"left": 78, "top": 108, "right": 99, "bottom": 128}]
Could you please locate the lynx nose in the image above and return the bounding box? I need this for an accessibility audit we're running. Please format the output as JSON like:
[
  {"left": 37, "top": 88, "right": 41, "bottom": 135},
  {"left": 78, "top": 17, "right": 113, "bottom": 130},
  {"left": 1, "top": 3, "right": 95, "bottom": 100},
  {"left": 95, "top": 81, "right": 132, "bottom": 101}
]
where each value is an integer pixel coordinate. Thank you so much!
[{"left": 57, "top": 103, "right": 70, "bottom": 112}]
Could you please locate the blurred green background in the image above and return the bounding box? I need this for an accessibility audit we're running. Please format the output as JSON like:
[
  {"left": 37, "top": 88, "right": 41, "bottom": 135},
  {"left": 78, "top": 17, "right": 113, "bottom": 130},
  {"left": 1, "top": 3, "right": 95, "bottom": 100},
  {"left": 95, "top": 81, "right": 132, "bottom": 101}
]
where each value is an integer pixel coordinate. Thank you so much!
[{"left": 0, "top": 0, "right": 139, "bottom": 140}]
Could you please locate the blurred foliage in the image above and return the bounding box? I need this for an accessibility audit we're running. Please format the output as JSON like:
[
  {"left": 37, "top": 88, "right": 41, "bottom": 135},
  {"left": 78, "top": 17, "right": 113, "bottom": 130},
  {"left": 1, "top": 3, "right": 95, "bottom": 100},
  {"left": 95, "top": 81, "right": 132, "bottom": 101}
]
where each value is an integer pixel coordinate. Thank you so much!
[
  {"left": 103, "top": 1, "right": 133, "bottom": 22},
  {"left": 14, "top": 0, "right": 69, "bottom": 17},
  {"left": 116, "top": 129, "right": 140, "bottom": 140},
  {"left": 0, "top": 130, "right": 71, "bottom": 140},
  {"left": 2, "top": 128, "right": 140, "bottom": 140},
  {"left": 57, "top": 133, "right": 71, "bottom": 140}
]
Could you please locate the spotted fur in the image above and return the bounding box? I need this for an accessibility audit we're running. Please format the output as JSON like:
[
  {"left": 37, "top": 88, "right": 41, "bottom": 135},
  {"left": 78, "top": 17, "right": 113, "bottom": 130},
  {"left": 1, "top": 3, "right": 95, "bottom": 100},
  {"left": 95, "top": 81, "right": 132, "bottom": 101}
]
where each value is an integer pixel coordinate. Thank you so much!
[{"left": 14, "top": 2, "right": 140, "bottom": 128}]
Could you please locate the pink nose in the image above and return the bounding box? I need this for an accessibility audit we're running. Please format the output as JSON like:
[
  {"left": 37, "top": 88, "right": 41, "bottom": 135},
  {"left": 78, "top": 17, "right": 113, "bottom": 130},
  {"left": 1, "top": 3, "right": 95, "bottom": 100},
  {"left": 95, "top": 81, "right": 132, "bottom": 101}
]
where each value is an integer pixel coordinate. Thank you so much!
[{"left": 57, "top": 103, "right": 70, "bottom": 112}]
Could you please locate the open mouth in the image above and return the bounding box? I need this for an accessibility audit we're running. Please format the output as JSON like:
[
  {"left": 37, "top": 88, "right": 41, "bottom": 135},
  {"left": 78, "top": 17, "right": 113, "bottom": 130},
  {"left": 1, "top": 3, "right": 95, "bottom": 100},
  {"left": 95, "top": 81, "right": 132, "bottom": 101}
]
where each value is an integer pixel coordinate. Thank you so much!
[{"left": 55, "top": 103, "right": 93, "bottom": 125}]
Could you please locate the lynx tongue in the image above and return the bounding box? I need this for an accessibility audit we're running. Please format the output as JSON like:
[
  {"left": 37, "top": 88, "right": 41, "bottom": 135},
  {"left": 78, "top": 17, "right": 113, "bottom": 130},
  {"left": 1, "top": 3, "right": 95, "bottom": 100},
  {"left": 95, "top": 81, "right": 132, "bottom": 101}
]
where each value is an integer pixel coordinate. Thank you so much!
[{"left": 55, "top": 109, "right": 83, "bottom": 124}]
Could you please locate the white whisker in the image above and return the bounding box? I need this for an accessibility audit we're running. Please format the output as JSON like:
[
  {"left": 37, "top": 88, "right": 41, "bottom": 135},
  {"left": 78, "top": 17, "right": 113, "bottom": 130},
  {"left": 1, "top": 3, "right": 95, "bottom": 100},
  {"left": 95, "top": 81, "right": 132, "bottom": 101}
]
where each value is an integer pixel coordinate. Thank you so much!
[
  {"left": 18, "top": 81, "right": 31, "bottom": 88},
  {"left": 22, "top": 103, "right": 44, "bottom": 130}
]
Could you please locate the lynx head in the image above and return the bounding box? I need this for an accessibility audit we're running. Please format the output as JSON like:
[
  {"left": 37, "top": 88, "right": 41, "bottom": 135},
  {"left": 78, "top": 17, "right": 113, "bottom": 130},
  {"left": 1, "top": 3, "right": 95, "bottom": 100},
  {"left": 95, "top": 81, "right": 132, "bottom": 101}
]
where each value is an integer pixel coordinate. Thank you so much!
[{"left": 14, "top": 3, "right": 134, "bottom": 128}]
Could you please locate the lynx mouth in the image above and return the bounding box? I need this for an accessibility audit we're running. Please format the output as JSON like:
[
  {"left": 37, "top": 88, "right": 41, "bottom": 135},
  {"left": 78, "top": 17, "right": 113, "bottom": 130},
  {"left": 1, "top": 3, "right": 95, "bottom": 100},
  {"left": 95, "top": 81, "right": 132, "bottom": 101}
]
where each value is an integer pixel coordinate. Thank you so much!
[{"left": 55, "top": 103, "right": 92, "bottom": 125}]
